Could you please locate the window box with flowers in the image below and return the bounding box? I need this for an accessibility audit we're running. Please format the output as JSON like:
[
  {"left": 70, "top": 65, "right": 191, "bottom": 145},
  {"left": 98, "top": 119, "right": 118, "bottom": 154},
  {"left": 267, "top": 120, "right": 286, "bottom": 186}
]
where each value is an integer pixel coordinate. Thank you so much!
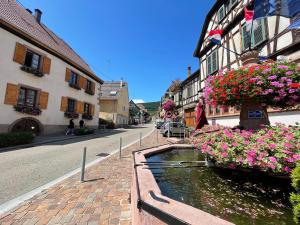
[
  {"left": 20, "top": 65, "right": 44, "bottom": 77},
  {"left": 69, "top": 82, "right": 81, "bottom": 90},
  {"left": 64, "top": 111, "right": 79, "bottom": 119},
  {"left": 14, "top": 104, "right": 42, "bottom": 116},
  {"left": 82, "top": 113, "right": 93, "bottom": 120}
]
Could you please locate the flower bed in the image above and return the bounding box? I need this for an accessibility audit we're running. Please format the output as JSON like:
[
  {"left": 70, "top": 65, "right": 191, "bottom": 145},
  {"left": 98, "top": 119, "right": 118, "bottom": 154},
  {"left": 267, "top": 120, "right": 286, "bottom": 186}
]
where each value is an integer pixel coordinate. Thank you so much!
[
  {"left": 204, "top": 62, "right": 300, "bottom": 108},
  {"left": 191, "top": 123, "right": 300, "bottom": 174}
]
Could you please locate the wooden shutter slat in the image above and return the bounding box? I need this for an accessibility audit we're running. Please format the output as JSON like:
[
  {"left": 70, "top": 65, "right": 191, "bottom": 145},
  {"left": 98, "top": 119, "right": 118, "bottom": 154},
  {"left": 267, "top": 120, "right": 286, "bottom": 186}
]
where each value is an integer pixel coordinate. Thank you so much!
[
  {"left": 65, "top": 68, "right": 71, "bottom": 82},
  {"left": 13, "top": 43, "right": 26, "bottom": 65},
  {"left": 42, "top": 56, "right": 51, "bottom": 74},
  {"left": 60, "top": 96, "right": 68, "bottom": 112},
  {"left": 4, "top": 83, "right": 19, "bottom": 106},
  {"left": 39, "top": 91, "right": 49, "bottom": 109}
]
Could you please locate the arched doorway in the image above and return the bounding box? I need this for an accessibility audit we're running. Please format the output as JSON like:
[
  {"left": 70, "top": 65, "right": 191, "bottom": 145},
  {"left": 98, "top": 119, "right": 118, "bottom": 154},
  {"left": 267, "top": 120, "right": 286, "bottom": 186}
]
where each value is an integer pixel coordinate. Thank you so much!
[{"left": 11, "top": 118, "right": 42, "bottom": 135}]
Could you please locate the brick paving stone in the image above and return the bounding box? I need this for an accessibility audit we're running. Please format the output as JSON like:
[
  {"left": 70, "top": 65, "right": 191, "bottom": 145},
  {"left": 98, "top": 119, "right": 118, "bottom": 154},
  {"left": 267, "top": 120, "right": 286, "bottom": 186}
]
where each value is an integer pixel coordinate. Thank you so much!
[{"left": 0, "top": 130, "right": 167, "bottom": 225}]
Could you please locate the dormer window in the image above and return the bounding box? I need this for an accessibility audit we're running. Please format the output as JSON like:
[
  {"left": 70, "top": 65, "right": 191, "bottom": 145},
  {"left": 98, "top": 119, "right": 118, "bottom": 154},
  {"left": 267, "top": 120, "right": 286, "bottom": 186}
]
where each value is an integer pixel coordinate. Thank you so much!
[{"left": 24, "top": 50, "right": 41, "bottom": 70}]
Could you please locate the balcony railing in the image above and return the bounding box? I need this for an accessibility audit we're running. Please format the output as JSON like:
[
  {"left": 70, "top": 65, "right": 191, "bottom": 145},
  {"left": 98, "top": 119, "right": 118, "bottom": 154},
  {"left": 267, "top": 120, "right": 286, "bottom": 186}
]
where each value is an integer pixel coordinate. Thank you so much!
[
  {"left": 14, "top": 104, "right": 42, "bottom": 116},
  {"left": 20, "top": 65, "right": 44, "bottom": 77}
]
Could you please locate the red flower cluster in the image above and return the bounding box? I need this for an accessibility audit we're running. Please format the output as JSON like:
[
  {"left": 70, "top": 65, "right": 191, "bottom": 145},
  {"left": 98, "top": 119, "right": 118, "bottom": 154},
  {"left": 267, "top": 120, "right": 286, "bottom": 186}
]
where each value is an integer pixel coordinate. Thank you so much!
[{"left": 204, "top": 62, "right": 300, "bottom": 108}]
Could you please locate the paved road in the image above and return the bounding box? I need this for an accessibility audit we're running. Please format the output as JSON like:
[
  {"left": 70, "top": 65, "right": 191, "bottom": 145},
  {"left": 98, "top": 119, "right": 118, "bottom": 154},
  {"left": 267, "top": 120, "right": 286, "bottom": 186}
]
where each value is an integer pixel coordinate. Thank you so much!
[{"left": 0, "top": 124, "right": 154, "bottom": 205}]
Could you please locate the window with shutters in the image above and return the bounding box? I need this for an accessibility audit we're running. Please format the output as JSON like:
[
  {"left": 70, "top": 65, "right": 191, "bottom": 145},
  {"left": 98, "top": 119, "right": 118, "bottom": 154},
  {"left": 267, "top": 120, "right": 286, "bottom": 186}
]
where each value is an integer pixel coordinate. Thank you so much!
[
  {"left": 67, "top": 99, "right": 76, "bottom": 112},
  {"left": 24, "top": 50, "right": 41, "bottom": 70},
  {"left": 207, "top": 49, "right": 219, "bottom": 75},
  {"left": 85, "top": 80, "right": 94, "bottom": 95},
  {"left": 242, "top": 19, "right": 267, "bottom": 51},
  {"left": 84, "top": 103, "right": 91, "bottom": 114},
  {"left": 20, "top": 49, "right": 44, "bottom": 77},
  {"left": 68, "top": 71, "right": 81, "bottom": 90},
  {"left": 14, "top": 87, "right": 41, "bottom": 115},
  {"left": 17, "top": 87, "right": 38, "bottom": 107},
  {"left": 218, "top": 5, "right": 226, "bottom": 22}
]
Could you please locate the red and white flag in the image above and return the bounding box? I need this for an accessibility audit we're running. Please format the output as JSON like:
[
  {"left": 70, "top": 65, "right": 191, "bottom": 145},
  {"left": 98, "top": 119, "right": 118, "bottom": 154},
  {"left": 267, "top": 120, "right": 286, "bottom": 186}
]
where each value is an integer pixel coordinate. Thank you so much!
[
  {"left": 245, "top": 7, "right": 258, "bottom": 32},
  {"left": 208, "top": 30, "right": 223, "bottom": 44}
]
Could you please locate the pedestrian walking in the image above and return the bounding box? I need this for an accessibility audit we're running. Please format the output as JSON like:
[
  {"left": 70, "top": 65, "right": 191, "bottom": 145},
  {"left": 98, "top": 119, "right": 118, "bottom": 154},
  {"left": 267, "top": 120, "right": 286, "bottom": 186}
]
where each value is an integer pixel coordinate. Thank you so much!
[
  {"left": 79, "top": 119, "right": 84, "bottom": 129},
  {"left": 66, "top": 119, "right": 75, "bottom": 135}
]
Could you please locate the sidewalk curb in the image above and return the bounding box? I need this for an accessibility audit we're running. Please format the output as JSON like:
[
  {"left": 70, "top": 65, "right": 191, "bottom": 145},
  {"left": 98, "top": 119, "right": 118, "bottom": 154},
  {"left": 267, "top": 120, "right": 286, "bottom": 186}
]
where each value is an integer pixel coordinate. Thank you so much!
[
  {"left": 0, "top": 130, "right": 115, "bottom": 153},
  {"left": 0, "top": 127, "right": 155, "bottom": 216}
]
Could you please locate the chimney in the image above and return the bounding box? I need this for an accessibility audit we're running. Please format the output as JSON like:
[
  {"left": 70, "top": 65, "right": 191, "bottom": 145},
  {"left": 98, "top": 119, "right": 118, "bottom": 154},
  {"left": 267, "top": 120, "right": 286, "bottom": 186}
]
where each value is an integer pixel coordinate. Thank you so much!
[
  {"left": 26, "top": 9, "right": 32, "bottom": 14},
  {"left": 120, "top": 79, "right": 123, "bottom": 88},
  {"left": 187, "top": 66, "right": 191, "bottom": 77},
  {"left": 34, "top": 9, "right": 42, "bottom": 23}
]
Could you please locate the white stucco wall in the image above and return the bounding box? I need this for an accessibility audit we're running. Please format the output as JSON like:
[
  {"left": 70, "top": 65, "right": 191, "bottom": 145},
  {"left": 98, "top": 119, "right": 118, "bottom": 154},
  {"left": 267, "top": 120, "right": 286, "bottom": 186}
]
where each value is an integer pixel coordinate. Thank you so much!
[
  {"left": 0, "top": 28, "right": 101, "bottom": 132},
  {"left": 209, "top": 111, "right": 300, "bottom": 127}
]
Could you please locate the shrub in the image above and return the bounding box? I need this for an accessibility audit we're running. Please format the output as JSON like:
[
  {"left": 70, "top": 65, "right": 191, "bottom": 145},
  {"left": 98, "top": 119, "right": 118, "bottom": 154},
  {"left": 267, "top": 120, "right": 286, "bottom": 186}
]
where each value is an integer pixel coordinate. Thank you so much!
[
  {"left": 74, "top": 128, "right": 95, "bottom": 136},
  {"left": 99, "top": 118, "right": 115, "bottom": 129},
  {"left": 191, "top": 123, "right": 300, "bottom": 173},
  {"left": 291, "top": 164, "right": 300, "bottom": 223},
  {"left": 204, "top": 61, "right": 300, "bottom": 108},
  {"left": 0, "top": 132, "right": 34, "bottom": 148}
]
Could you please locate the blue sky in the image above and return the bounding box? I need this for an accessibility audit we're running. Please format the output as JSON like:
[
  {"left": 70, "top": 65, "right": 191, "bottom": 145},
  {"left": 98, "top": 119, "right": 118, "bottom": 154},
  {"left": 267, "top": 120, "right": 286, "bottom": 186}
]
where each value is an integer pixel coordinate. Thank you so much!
[{"left": 18, "top": 0, "right": 215, "bottom": 103}]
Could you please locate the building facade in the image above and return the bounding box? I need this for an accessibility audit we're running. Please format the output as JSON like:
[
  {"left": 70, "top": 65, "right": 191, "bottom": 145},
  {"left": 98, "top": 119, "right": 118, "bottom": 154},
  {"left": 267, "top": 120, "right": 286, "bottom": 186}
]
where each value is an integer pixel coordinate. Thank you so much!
[
  {"left": 194, "top": 0, "right": 300, "bottom": 127},
  {"left": 0, "top": 1, "right": 103, "bottom": 135},
  {"left": 99, "top": 81, "right": 129, "bottom": 127}
]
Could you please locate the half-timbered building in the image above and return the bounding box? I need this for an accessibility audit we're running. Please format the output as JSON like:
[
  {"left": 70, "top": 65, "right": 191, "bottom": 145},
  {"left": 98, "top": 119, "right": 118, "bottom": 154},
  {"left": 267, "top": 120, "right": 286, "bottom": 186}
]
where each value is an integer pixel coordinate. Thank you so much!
[
  {"left": 194, "top": 0, "right": 300, "bottom": 126},
  {"left": 0, "top": 1, "right": 103, "bottom": 135}
]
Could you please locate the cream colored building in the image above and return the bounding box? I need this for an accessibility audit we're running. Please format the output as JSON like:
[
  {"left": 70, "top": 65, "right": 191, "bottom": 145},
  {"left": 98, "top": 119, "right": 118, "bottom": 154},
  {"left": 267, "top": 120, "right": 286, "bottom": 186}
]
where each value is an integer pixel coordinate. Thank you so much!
[
  {"left": 193, "top": 0, "right": 300, "bottom": 126},
  {"left": 99, "top": 81, "right": 129, "bottom": 127},
  {"left": 0, "top": 1, "right": 103, "bottom": 135}
]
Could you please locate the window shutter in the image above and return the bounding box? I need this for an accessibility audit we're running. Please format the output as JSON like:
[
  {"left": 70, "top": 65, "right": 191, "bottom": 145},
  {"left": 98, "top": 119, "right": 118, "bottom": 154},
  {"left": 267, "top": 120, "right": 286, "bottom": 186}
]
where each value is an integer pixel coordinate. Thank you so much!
[
  {"left": 42, "top": 56, "right": 51, "bottom": 74},
  {"left": 60, "top": 96, "right": 68, "bottom": 112},
  {"left": 242, "top": 25, "right": 250, "bottom": 51},
  {"left": 91, "top": 104, "right": 95, "bottom": 116},
  {"left": 79, "top": 76, "right": 86, "bottom": 89},
  {"left": 252, "top": 19, "right": 266, "bottom": 47},
  {"left": 13, "top": 43, "right": 26, "bottom": 65},
  {"left": 4, "top": 83, "right": 19, "bottom": 105},
  {"left": 76, "top": 101, "right": 84, "bottom": 114},
  {"left": 65, "top": 68, "right": 71, "bottom": 82},
  {"left": 39, "top": 91, "right": 49, "bottom": 109},
  {"left": 91, "top": 82, "right": 96, "bottom": 94}
]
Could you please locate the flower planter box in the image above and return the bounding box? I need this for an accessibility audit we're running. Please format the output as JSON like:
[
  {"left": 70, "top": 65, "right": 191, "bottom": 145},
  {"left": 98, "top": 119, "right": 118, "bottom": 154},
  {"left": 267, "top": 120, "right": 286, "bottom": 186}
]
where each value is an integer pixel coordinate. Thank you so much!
[
  {"left": 69, "top": 83, "right": 81, "bottom": 90},
  {"left": 14, "top": 105, "right": 42, "bottom": 116},
  {"left": 20, "top": 65, "right": 44, "bottom": 77},
  {"left": 85, "top": 89, "right": 94, "bottom": 95},
  {"left": 64, "top": 111, "right": 79, "bottom": 119},
  {"left": 82, "top": 114, "right": 93, "bottom": 120}
]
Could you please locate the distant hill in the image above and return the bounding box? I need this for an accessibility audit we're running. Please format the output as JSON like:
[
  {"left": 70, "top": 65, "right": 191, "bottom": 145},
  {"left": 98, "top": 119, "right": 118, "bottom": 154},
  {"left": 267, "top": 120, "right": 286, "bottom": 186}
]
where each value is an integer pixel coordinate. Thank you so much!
[{"left": 143, "top": 101, "right": 160, "bottom": 112}]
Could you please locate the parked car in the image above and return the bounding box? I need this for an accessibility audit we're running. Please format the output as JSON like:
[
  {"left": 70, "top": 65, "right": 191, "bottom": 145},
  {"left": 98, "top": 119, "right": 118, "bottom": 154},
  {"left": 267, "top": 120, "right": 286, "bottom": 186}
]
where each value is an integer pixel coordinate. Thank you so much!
[
  {"left": 160, "top": 122, "right": 186, "bottom": 137},
  {"left": 155, "top": 121, "right": 165, "bottom": 129}
]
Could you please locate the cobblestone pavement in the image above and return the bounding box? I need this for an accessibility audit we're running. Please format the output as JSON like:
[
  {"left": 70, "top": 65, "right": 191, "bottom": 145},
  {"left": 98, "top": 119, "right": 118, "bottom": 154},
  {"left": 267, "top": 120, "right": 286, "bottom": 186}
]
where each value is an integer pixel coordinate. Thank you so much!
[{"left": 0, "top": 129, "right": 167, "bottom": 225}]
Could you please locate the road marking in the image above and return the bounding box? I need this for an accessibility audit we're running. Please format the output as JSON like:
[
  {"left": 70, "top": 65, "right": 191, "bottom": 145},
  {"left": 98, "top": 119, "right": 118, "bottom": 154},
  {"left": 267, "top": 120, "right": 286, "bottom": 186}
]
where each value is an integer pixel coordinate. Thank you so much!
[{"left": 0, "top": 127, "right": 155, "bottom": 215}]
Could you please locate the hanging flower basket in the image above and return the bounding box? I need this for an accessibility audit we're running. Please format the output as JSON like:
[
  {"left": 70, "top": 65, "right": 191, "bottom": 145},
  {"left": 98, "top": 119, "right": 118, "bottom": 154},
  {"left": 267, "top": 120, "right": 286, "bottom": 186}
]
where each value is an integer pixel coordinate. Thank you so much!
[
  {"left": 162, "top": 99, "right": 176, "bottom": 111},
  {"left": 204, "top": 62, "right": 300, "bottom": 109}
]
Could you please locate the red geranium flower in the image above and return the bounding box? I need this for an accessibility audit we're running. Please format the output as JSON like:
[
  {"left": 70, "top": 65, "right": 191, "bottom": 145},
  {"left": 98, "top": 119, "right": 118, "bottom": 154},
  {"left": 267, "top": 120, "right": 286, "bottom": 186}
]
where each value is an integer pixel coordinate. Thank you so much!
[{"left": 290, "top": 83, "right": 300, "bottom": 88}]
